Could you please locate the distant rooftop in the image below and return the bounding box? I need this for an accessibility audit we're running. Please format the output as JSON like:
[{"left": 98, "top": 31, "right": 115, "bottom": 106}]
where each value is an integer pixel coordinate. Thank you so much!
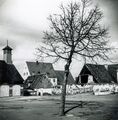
[
  {"left": 26, "top": 61, "right": 57, "bottom": 78},
  {"left": 55, "top": 70, "right": 74, "bottom": 85}
]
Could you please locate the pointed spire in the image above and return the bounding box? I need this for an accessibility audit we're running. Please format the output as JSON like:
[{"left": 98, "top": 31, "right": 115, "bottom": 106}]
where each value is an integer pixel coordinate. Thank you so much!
[
  {"left": 7, "top": 40, "right": 8, "bottom": 46},
  {"left": 3, "top": 40, "right": 12, "bottom": 50}
]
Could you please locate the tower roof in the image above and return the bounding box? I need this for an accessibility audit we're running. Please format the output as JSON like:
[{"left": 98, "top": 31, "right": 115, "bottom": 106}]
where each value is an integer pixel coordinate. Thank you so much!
[{"left": 3, "top": 45, "right": 12, "bottom": 50}]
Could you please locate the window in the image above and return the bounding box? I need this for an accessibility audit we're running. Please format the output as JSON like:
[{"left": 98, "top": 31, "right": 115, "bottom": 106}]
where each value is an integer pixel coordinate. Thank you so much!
[
  {"left": 53, "top": 79, "right": 55, "bottom": 82},
  {"left": 24, "top": 72, "right": 28, "bottom": 76},
  {"left": 28, "top": 83, "right": 30, "bottom": 87}
]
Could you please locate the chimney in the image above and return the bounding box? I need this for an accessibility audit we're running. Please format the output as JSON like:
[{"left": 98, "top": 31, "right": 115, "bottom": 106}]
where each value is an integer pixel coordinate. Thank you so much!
[{"left": 36, "top": 61, "right": 39, "bottom": 65}]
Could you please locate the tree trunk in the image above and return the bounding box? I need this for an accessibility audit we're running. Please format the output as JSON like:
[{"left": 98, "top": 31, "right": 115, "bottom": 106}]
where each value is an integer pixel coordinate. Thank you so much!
[
  {"left": 60, "top": 48, "right": 73, "bottom": 116},
  {"left": 60, "top": 63, "right": 69, "bottom": 116}
]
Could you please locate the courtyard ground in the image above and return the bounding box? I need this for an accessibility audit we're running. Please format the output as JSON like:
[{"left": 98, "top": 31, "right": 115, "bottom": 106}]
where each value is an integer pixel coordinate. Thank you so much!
[{"left": 0, "top": 93, "right": 118, "bottom": 120}]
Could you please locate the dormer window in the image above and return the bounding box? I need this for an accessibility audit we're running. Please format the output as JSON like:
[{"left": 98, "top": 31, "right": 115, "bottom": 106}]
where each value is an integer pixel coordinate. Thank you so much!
[{"left": 53, "top": 79, "right": 55, "bottom": 82}]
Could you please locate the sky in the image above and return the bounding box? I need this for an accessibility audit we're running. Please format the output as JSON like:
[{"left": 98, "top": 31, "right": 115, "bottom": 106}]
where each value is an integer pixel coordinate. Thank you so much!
[{"left": 0, "top": 0, "right": 118, "bottom": 78}]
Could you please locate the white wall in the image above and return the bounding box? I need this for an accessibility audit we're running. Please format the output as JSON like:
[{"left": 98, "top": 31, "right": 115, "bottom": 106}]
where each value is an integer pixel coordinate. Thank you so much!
[
  {"left": 117, "top": 69, "right": 118, "bottom": 83},
  {"left": 88, "top": 75, "right": 93, "bottom": 83},
  {"left": 49, "top": 78, "right": 57, "bottom": 86},
  {"left": 36, "top": 88, "right": 53, "bottom": 96},
  {"left": 0, "top": 85, "right": 22, "bottom": 97},
  {"left": 22, "top": 62, "right": 30, "bottom": 80},
  {"left": 12, "top": 85, "right": 21, "bottom": 96},
  {"left": 0, "top": 85, "right": 9, "bottom": 97}
]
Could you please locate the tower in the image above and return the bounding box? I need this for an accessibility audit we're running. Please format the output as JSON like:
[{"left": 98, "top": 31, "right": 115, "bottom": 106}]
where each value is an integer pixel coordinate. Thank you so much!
[{"left": 2, "top": 41, "right": 12, "bottom": 64}]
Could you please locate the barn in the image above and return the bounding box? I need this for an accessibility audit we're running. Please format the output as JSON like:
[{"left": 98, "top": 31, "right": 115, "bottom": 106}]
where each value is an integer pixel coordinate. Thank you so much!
[{"left": 76, "top": 64, "right": 115, "bottom": 85}]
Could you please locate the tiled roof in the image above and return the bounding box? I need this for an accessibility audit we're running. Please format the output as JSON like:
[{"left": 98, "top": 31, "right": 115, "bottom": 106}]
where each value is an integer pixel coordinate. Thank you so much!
[
  {"left": 26, "top": 61, "right": 57, "bottom": 78},
  {"left": 108, "top": 64, "right": 118, "bottom": 83},
  {"left": 25, "top": 74, "right": 52, "bottom": 89},
  {"left": 79, "top": 64, "right": 114, "bottom": 84},
  {"left": 0, "top": 60, "right": 24, "bottom": 85},
  {"left": 55, "top": 70, "right": 74, "bottom": 85}
]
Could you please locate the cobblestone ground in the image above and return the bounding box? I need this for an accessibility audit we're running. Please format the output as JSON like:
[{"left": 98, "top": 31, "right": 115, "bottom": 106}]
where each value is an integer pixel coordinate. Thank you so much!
[{"left": 0, "top": 93, "right": 118, "bottom": 120}]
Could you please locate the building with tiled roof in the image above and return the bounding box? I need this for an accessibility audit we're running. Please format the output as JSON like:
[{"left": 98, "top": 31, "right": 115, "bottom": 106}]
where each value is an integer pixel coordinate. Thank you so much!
[
  {"left": 0, "top": 60, "right": 23, "bottom": 85},
  {"left": 24, "top": 74, "right": 53, "bottom": 89},
  {"left": 76, "top": 63, "right": 118, "bottom": 85},
  {"left": 23, "top": 61, "right": 58, "bottom": 86},
  {"left": 23, "top": 61, "right": 75, "bottom": 89},
  {"left": 26, "top": 61, "right": 57, "bottom": 78},
  {"left": 0, "top": 43, "right": 24, "bottom": 97}
]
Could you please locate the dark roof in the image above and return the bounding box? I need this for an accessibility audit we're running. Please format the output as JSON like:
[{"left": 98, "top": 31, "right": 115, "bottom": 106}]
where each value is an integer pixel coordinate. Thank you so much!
[
  {"left": 26, "top": 61, "right": 57, "bottom": 78},
  {"left": 3, "top": 45, "right": 12, "bottom": 50},
  {"left": 25, "top": 74, "right": 52, "bottom": 89},
  {"left": 108, "top": 64, "right": 118, "bottom": 83},
  {"left": 79, "top": 64, "right": 114, "bottom": 83},
  {"left": 0, "top": 60, "right": 24, "bottom": 85},
  {"left": 55, "top": 70, "right": 75, "bottom": 85}
]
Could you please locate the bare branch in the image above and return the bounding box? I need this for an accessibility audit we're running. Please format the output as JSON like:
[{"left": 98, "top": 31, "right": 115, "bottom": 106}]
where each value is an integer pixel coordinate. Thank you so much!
[
  {"left": 36, "top": 0, "right": 112, "bottom": 115},
  {"left": 37, "top": 0, "right": 111, "bottom": 66}
]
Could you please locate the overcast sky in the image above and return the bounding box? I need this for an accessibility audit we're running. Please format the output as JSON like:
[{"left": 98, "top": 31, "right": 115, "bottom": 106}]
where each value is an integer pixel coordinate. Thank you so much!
[{"left": 0, "top": 0, "right": 118, "bottom": 78}]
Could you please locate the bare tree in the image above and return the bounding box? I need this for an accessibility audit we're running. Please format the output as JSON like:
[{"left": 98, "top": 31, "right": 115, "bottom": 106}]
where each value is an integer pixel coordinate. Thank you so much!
[{"left": 37, "top": 0, "right": 110, "bottom": 115}]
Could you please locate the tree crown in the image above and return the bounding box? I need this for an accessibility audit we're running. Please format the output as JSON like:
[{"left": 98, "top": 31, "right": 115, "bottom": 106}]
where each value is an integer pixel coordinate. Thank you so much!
[{"left": 37, "top": 0, "right": 110, "bottom": 63}]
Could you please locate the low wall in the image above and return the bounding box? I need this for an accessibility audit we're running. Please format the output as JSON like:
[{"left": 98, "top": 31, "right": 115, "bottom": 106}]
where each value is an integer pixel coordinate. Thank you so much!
[
  {"left": 31, "top": 84, "right": 118, "bottom": 96},
  {"left": 93, "top": 84, "right": 118, "bottom": 95},
  {"left": 36, "top": 88, "right": 53, "bottom": 96},
  {"left": 52, "top": 84, "right": 118, "bottom": 95}
]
